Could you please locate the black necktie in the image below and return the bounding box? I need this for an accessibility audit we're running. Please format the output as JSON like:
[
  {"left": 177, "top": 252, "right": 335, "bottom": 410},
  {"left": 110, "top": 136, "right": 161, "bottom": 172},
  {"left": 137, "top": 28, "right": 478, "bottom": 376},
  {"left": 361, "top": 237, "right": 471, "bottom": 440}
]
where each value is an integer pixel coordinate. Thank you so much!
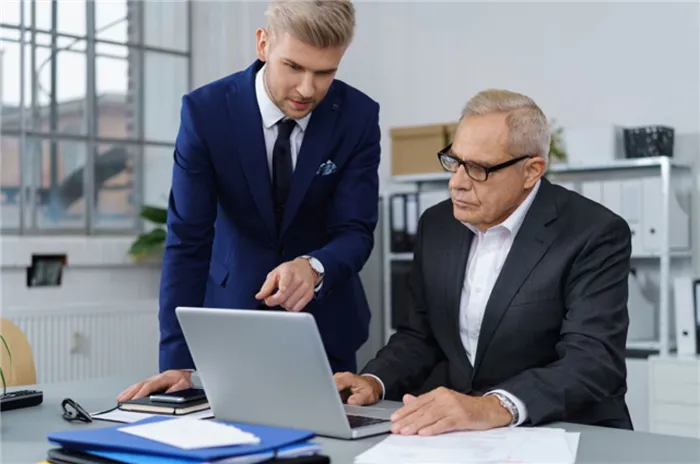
[{"left": 272, "top": 118, "right": 296, "bottom": 230}]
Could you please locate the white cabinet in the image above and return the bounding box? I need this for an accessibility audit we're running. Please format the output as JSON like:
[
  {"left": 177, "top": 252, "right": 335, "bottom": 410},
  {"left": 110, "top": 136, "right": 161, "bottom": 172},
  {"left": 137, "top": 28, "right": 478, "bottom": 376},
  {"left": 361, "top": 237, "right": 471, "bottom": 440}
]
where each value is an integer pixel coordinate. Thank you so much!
[
  {"left": 649, "top": 355, "right": 700, "bottom": 439},
  {"left": 547, "top": 157, "right": 694, "bottom": 355},
  {"left": 578, "top": 176, "right": 690, "bottom": 258}
]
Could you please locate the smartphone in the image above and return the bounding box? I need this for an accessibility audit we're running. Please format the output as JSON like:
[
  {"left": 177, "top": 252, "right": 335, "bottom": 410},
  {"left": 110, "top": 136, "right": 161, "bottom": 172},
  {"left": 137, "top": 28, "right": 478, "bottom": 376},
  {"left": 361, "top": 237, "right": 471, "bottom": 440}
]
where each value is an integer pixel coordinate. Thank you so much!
[{"left": 149, "top": 388, "right": 206, "bottom": 404}]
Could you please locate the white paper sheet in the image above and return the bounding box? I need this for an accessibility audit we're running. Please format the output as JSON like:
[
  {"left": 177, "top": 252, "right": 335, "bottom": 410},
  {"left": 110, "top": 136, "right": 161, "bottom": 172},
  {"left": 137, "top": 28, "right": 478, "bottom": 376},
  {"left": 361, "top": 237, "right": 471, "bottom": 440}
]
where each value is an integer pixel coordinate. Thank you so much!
[
  {"left": 355, "top": 427, "right": 581, "bottom": 464},
  {"left": 118, "top": 417, "right": 260, "bottom": 449},
  {"left": 91, "top": 407, "right": 214, "bottom": 423}
]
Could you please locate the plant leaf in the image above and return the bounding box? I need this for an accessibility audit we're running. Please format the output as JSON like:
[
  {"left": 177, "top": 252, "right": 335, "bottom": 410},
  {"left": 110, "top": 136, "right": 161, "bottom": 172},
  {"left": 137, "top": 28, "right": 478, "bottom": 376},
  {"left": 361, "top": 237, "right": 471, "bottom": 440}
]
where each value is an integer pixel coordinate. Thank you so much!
[
  {"left": 0, "top": 367, "right": 5, "bottom": 395},
  {"left": 128, "top": 228, "right": 167, "bottom": 258},
  {"left": 0, "top": 334, "right": 10, "bottom": 364},
  {"left": 140, "top": 205, "right": 168, "bottom": 224}
]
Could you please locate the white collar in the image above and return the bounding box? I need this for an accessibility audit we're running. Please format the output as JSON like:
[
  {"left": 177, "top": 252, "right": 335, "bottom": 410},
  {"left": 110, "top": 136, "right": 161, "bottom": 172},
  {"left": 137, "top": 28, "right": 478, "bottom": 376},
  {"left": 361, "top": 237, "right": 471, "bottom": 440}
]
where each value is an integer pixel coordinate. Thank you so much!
[
  {"left": 464, "top": 179, "right": 541, "bottom": 237},
  {"left": 255, "top": 64, "right": 311, "bottom": 131}
]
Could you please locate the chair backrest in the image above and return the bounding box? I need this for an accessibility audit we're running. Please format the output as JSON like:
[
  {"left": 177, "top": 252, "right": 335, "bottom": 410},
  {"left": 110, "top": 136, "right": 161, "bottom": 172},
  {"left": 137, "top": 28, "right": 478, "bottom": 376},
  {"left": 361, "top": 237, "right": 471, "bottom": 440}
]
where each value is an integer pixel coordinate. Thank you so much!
[{"left": 0, "top": 318, "right": 37, "bottom": 387}]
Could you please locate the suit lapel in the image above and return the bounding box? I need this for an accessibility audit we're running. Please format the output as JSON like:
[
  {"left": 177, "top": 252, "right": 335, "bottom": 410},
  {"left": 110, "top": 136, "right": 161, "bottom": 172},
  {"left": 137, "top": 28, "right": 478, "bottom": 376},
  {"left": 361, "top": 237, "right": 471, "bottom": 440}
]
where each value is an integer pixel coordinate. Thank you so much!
[
  {"left": 442, "top": 218, "right": 476, "bottom": 379},
  {"left": 473, "top": 180, "right": 559, "bottom": 373},
  {"left": 280, "top": 90, "right": 341, "bottom": 236},
  {"left": 226, "top": 61, "right": 277, "bottom": 241}
]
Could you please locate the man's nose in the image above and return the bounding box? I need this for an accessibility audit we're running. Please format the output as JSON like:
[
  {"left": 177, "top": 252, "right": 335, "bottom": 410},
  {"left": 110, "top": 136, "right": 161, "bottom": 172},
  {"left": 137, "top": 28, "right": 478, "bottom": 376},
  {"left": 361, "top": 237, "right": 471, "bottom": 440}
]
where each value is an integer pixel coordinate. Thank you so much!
[
  {"left": 448, "top": 166, "right": 473, "bottom": 191},
  {"left": 297, "top": 73, "right": 315, "bottom": 99}
]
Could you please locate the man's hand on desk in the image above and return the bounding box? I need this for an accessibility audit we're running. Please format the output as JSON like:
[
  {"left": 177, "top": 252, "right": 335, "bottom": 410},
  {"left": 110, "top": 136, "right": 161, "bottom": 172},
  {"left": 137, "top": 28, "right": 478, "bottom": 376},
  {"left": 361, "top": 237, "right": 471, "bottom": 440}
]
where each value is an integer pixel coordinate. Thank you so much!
[
  {"left": 255, "top": 258, "right": 318, "bottom": 312},
  {"left": 390, "top": 387, "right": 512, "bottom": 436},
  {"left": 116, "top": 370, "right": 193, "bottom": 402},
  {"left": 333, "top": 372, "right": 383, "bottom": 406}
]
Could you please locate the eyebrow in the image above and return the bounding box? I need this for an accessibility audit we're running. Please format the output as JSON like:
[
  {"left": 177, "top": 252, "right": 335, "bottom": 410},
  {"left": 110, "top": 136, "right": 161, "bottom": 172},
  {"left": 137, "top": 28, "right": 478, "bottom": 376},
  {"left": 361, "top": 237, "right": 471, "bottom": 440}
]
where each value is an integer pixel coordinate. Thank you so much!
[
  {"left": 283, "top": 58, "right": 337, "bottom": 74},
  {"left": 446, "top": 149, "right": 493, "bottom": 168}
]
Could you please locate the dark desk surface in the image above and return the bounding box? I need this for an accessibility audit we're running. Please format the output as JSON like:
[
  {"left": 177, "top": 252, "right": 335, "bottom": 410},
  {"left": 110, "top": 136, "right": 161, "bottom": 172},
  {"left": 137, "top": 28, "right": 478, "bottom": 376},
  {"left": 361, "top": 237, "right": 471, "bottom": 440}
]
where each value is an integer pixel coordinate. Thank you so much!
[{"left": 2, "top": 377, "right": 699, "bottom": 464}]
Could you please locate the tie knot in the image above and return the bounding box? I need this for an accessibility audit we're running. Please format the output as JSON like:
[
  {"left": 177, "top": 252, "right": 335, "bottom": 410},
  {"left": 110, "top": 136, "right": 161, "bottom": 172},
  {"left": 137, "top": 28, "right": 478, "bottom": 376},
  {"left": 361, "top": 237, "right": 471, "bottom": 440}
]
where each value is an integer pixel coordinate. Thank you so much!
[{"left": 276, "top": 118, "right": 296, "bottom": 140}]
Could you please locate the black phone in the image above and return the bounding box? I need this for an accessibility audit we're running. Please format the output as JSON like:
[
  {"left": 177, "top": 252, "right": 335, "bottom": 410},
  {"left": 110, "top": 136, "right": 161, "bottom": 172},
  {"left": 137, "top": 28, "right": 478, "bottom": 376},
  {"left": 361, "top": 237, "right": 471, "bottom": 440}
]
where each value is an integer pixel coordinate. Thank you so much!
[{"left": 149, "top": 388, "right": 206, "bottom": 404}]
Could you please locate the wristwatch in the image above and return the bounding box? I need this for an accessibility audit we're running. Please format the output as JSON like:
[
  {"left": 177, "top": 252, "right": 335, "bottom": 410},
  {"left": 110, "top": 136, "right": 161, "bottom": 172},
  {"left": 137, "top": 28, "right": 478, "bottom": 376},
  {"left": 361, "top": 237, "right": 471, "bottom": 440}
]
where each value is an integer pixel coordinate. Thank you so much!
[
  {"left": 300, "top": 255, "right": 325, "bottom": 288},
  {"left": 489, "top": 392, "right": 519, "bottom": 426}
]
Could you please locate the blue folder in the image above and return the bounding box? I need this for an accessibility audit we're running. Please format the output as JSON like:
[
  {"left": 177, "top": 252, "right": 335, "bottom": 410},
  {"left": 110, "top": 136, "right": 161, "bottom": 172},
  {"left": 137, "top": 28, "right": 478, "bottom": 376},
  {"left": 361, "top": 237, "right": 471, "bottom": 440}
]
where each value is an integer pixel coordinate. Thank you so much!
[
  {"left": 84, "top": 441, "right": 322, "bottom": 464},
  {"left": 47, "top": 416, "right": 316, "bottom": 461}
]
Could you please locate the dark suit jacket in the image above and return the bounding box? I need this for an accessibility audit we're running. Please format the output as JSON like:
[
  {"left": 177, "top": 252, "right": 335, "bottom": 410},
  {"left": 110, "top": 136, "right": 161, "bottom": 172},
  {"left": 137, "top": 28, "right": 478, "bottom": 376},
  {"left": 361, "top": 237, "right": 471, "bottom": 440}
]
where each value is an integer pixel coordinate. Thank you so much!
[
  {"left": 363, "top": 178, "right": 633, "bottom": 429},
  {"left": 158, "top": 60, "right": 381, "bottom": 373}
]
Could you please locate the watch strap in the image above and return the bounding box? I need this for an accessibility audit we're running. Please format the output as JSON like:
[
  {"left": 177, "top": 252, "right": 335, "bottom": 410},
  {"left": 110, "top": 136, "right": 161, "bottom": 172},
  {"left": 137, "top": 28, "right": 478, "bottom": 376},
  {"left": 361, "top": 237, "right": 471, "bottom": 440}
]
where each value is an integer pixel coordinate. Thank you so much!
[{"left": 489, "top": 392, "right": 519, "bottom": 426}]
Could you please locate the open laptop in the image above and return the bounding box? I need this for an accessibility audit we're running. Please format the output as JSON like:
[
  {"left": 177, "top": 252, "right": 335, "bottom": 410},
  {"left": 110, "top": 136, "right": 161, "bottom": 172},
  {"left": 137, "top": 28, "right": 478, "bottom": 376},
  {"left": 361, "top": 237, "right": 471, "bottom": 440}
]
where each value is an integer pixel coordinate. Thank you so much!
[{"left": 175, "top": 307, "right": 399, "bottom": 439}]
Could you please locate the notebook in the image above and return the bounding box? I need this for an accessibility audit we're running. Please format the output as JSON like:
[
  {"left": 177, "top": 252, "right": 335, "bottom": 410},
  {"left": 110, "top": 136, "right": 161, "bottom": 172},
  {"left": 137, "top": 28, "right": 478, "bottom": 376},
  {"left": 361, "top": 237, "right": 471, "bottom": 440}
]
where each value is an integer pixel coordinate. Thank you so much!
[
  {"left": 47, "top": 416, "right": 316, "bottom": 462},
  {"left": 117, "top": 396, "right": 210, "bottom": 415}
]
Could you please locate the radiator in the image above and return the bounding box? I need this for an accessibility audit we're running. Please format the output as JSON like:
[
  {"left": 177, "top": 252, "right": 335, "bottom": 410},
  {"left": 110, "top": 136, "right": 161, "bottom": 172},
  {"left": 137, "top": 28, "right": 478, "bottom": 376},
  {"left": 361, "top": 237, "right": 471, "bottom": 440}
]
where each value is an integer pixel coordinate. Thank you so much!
[{"left": 3, "top": 300, "right": 160, "bottom": 384}]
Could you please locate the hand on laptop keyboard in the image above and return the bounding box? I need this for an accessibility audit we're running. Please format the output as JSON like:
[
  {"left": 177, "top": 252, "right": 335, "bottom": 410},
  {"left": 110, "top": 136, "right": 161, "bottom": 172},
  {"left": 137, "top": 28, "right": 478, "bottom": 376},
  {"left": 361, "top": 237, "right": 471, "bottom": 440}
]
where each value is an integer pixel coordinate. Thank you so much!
[{"left": 333, "top": 372, "right": 382, "bottom": 406}]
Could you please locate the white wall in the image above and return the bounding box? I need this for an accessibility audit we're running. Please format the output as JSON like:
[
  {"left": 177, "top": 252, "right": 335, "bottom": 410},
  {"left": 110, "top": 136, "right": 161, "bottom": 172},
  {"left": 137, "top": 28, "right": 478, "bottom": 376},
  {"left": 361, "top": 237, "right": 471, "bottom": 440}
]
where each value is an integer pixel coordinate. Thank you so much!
[
  {"left": 191, "top": 1, "right": 700, "bottom": 183},
  {"left": 0, "top": 237, "right": 161, "bottom": 309},
  {"left": 189, "top": 0, "right": 700, "bottom": 313}
]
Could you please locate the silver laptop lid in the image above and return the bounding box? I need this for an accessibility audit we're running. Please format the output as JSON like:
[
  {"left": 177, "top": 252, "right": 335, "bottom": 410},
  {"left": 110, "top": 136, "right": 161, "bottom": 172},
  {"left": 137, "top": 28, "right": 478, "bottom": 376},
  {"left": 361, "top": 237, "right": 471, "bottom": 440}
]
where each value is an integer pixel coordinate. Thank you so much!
[{"left": 175, "top": 307, "right": 354, "bottom": 437}]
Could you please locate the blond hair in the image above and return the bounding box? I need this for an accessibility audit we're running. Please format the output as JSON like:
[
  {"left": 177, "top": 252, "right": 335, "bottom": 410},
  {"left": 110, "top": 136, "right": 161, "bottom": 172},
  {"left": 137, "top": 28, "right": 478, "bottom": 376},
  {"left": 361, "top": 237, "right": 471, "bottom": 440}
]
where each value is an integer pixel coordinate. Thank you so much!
[
  {"left": 462, "top": 89, "right": 551, "bottom": 165},
  {"left": 265, "top": 0, "right": 356, "bottom": 49}
]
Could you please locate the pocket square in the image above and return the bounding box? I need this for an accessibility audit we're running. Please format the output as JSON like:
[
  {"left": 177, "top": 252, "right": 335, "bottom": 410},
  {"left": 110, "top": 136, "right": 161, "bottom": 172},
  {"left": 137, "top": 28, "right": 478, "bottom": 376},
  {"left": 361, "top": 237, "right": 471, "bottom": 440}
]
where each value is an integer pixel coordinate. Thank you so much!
[{"left": 316, "top": 160, "right": 337, "bottom": 176}]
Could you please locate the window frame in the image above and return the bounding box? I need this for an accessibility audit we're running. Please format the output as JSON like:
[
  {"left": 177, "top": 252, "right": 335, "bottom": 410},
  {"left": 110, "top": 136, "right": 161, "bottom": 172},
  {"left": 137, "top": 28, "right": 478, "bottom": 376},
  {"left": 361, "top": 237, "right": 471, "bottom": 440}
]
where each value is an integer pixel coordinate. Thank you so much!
[{"left": 0, "top": 0, "right": 192, "bottom": 236}]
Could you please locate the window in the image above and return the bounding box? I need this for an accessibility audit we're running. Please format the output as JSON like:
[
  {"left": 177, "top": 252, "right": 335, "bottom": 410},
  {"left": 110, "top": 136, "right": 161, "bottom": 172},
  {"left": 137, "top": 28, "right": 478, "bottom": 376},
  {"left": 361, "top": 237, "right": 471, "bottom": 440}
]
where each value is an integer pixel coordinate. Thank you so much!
[{"left": 0, "top": 0, "right": 191, "bottom": 234}]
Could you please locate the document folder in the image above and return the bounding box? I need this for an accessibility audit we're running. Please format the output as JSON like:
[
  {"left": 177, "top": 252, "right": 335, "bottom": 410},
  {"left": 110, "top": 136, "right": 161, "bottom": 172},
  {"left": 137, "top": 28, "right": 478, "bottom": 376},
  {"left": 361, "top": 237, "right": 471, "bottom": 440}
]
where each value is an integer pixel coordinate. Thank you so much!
[{"left": 47, "top": 416, "right": 316, "bottom": 462}]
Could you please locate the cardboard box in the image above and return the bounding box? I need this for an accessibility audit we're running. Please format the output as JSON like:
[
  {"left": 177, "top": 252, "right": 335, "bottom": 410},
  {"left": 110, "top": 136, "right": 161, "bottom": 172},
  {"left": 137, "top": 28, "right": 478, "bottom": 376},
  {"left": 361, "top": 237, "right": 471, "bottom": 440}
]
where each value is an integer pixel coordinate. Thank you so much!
[{"left": 390, "top": 124, "right": 447, "bottom": 176}]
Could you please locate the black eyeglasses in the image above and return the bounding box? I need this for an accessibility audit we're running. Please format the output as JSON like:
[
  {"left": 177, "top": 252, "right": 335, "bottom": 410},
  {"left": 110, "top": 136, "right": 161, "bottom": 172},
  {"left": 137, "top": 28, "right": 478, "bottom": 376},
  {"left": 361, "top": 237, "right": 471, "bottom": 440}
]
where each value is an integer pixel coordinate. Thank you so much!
[
  {"left": 62, "top": 398, "right": 92, "bottom": 423},
  {"left": 437, "top": 143, "right": 532, "bottom": 182}
]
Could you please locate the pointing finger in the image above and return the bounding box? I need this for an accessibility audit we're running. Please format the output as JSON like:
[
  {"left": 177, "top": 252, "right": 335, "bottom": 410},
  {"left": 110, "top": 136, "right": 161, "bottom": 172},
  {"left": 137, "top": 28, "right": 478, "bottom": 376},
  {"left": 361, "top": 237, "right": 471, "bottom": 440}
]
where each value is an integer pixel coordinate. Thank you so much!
[{"left": 255, "top": 271, "right": 279, "bottom": 300}]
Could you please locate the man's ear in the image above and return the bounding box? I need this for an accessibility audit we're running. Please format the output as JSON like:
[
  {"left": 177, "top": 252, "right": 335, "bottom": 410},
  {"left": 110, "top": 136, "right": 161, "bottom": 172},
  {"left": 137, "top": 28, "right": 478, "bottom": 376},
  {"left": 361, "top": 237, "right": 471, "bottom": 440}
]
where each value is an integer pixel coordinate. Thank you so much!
[
  {"left": 524, "top": 157, "right": 546, "bottom": 188},
  {"left": 255, "top": 28, "right": 269, "bottom": 62}
]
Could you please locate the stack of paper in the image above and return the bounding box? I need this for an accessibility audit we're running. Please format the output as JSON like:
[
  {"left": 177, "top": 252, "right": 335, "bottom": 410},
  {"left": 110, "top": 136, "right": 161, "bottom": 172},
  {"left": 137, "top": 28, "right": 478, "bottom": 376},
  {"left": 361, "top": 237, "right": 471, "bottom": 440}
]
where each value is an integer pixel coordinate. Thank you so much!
[
  {"left": 355, "top": 427, "right": 580, "bottom": 463},
  {"left": 118, "top": 416, "right": 261, "bottom": 448}
]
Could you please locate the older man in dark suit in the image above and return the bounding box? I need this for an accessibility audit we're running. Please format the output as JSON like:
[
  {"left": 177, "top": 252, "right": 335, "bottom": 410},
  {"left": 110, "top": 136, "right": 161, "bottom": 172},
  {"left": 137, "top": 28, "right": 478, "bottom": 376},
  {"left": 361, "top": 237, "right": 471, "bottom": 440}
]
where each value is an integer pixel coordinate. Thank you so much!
[{"left": 335, "top": 89, "right": 633, "bottom": 436}]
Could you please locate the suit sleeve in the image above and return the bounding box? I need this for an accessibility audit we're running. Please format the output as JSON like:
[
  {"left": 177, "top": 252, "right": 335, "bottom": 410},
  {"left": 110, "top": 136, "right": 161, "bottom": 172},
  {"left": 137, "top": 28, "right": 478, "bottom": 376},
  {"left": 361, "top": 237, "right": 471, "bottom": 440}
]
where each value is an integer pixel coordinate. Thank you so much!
[
  {"left": 360, "top": 214, "right": 445, "bottom": 399},
  {"left": 158, "top": 95, "right": 217, "bottom": 372},
  {"left": 494, "top": 215, "right": 632, "bottom": 425},
  {"left": 308, "top": 103, "right": 381, "bottom": 298}
]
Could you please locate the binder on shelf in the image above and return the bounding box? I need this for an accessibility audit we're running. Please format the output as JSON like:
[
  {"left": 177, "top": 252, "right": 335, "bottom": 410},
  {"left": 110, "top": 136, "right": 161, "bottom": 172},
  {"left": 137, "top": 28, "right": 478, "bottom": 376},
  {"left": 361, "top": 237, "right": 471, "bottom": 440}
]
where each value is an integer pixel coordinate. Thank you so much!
[
  {"left": 389, "top": 193, "right": 419, "bottom": 253},
  {"left": 404, "top": 193, "right": 419, "bottom": 252},
  {"left": 673, "top": 277, "right": 699, "bottom": 355},
  {"left": 390, "top": 194, "right": 407, "bottom": 253}
]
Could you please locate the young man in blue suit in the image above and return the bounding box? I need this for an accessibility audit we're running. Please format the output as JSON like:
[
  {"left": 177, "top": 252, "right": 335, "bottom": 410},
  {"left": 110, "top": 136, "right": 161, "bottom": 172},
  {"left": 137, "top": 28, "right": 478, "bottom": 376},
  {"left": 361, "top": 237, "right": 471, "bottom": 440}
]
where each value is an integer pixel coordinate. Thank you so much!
[{"left": 118, "top": 0, "right": 380, "bottom": 401}]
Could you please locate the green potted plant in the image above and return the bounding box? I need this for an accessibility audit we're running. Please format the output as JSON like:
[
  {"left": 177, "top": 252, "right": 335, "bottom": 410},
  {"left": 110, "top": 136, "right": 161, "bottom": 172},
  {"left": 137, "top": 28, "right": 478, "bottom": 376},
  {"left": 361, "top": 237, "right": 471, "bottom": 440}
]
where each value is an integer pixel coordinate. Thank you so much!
[
  {"left": 549, "top": 120, "right": 567, "bottom": 164},
  {"left": 1, "top": 334, "right": 11, "bottom": 395},
  {"left": 128, "top": 205, "right": 168, "bottom": 262}
]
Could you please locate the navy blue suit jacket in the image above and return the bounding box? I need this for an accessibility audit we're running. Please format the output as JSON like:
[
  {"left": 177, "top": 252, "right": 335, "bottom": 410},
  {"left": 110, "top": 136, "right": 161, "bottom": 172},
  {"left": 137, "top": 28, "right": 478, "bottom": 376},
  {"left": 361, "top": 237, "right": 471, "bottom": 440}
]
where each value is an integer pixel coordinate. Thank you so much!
[{"left": 158, "top": 60, "right": 381, "bottom": 374}]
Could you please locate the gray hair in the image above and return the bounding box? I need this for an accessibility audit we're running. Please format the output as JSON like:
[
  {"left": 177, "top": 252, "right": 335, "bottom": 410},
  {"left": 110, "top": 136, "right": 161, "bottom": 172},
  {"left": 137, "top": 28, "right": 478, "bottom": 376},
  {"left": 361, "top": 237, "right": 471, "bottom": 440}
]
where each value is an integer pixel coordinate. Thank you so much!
[
  {"left": 462, "top": 89, "right": 551, "bottom": 165},
  {"left": 265, "top": 0, "right": 356, "bottom": 49}
]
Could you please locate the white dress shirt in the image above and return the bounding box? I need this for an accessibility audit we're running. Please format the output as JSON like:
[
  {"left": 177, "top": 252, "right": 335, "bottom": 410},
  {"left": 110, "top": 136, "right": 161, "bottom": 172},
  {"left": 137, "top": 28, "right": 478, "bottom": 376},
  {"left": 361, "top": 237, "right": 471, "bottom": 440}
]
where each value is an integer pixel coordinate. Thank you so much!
[
  {"left": 460, "top": 180, "right": 541, "bottom": 426},
  {"left": 367, "top": 180, "right": 541, "bottom": 427},
  {"left": 254, "top": 65, "right": 324, "bottom": 291},
  {"left": 255, "top": 64, "right": 312, "bottom": 176}
]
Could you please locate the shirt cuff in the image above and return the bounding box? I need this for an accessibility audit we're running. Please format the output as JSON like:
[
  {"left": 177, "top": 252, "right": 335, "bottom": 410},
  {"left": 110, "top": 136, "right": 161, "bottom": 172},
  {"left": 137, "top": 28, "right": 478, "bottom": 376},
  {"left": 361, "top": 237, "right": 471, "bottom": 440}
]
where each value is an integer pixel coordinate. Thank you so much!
[
  {"left": 487, "top": 389, "right": 528, "bottom": 426},
  {"left": 361, "top": 374, "right": 385, "bottom": 400}
]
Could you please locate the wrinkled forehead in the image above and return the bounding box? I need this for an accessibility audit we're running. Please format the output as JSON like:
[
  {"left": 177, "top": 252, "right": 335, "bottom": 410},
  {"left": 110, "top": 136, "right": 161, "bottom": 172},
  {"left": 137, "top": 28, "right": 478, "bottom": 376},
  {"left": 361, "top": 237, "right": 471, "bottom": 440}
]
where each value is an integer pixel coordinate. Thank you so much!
[{"left": 451, "top": 113, "right": 511, "bottom": 166}]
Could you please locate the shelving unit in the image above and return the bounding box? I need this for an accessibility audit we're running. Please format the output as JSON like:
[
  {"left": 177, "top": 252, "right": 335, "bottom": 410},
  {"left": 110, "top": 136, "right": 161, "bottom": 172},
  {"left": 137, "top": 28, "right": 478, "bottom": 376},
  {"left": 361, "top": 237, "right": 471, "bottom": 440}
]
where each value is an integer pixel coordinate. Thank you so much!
[{"left": 380, "top": 156, "right": 695, "bottom": 356}]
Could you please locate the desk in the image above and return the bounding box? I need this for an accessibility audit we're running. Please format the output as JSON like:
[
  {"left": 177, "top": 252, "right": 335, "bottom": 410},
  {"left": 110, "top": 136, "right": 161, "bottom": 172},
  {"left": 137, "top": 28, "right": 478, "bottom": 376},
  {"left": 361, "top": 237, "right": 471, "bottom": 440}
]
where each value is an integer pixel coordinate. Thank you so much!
[{"left": 2, "top": 377, "right": 700, "bottom": 464}]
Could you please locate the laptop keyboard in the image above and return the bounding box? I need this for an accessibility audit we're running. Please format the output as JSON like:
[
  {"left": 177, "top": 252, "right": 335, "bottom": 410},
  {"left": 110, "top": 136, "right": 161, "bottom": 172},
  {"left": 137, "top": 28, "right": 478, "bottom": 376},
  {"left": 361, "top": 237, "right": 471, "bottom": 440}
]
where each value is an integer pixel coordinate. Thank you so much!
[{"left": 346, "top": 414, "right": 390, "bottom": 429}]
